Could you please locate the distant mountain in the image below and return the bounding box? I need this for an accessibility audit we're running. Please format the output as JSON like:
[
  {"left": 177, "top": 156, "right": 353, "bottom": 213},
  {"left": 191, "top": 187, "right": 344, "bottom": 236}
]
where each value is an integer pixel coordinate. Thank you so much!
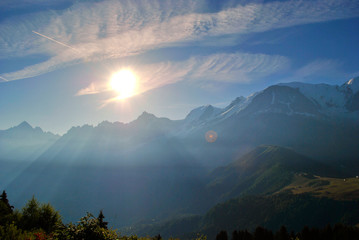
[
  {"left": 180, "top": 77, "right": 359, "bottom": 128},
  {"left": 279, "top": 77, "right": 359, "bottom": 114},
  {"left": 0, "top": 121, "right": 59, "bottom": 161},
  {"left": 35, "top": 112, "right": 191, "bottom": 167},
  {"left": 2, "top": 78, "right": 358, "bottom": 166},
  {"left": 180, "top": 78, "right": 359, "bottom": 165},
  {"left": 238, "top": 85, "right": 320, "bottom": 117}
]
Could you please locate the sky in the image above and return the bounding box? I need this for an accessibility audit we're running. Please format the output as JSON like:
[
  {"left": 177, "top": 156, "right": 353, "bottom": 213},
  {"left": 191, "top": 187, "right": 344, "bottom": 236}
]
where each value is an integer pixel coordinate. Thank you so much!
[{"left": 0, "top": 0, "right": 359, "bottom": 134}]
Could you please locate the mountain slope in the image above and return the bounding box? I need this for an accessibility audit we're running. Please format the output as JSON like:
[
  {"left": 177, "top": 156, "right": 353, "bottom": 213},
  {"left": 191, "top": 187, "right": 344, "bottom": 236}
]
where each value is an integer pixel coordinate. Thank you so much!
[
  {"left": 239, "top": 85, "right": 321, "bottom": 117},
  {"left": 207, "top": 145, "right": 340, "bottom": 202},
  {"left": 179, "top": 78, "right": 359, "bottom": 167}
]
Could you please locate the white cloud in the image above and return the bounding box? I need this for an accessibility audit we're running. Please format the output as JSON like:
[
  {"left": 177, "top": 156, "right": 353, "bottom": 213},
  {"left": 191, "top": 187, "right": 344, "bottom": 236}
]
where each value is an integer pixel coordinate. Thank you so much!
[
  {"left": 0, "top": 0, "right": 358, "bottom": 81},
  {"left": 0, "top": 76, "right": 8, "bottom": 82}
]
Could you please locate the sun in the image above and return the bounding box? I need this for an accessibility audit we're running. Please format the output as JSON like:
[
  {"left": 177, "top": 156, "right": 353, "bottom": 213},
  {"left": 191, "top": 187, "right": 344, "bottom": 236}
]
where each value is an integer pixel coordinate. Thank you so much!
[{"left": 110, "top": 69, "right": 137, "bottom": 100}]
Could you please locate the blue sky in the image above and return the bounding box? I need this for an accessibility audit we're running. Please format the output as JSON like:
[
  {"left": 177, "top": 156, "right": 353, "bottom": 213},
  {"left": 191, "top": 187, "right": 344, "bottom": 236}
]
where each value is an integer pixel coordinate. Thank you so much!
[{"left": 0, "top": 0, "right": 359, "bottom": 134}]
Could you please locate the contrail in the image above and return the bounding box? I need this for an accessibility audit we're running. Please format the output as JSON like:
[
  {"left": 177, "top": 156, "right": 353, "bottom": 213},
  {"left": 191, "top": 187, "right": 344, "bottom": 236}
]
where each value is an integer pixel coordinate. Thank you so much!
[
  {"left": 32, "top": 31, "right": 79, "bottom": 53},
  {"left": 0, "top": 76, "right": 9, "bottom": 82}
]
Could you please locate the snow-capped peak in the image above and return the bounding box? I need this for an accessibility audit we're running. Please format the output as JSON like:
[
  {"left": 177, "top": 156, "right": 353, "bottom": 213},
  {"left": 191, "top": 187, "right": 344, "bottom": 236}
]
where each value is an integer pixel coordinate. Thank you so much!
[
  {"left": 219, "top": 93, "right": 259, "bottom": 119},
  {"left": 185, "top": 105, "right": 221, "bottom": 123},
  {"left": 278, "top": 81, "right": 350, "bottom": 110},
  {"left": 222, "top": 97, "right": 246, "bottom": 112}
]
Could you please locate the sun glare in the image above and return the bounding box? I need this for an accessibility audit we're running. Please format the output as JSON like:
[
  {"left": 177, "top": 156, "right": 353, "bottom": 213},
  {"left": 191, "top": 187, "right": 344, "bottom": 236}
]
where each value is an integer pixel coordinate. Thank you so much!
[{"left": 110, "top": 69, "right": 137, "bottom": 100}]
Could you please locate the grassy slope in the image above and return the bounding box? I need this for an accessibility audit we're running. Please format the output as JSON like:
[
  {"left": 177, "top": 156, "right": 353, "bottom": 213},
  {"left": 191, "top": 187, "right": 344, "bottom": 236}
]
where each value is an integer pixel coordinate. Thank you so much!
[
  {"left": 207, "top": 145, "right": 340, "bottom": 202},
  {"left": 278, "top": 175, "right": 359, "bottom": 201}
]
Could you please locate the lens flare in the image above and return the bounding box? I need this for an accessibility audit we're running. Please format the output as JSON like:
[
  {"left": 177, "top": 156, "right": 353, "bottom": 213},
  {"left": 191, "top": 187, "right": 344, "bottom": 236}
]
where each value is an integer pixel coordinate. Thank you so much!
[{"left": 205, "top": 130, "right": 218, "bottom": 143}]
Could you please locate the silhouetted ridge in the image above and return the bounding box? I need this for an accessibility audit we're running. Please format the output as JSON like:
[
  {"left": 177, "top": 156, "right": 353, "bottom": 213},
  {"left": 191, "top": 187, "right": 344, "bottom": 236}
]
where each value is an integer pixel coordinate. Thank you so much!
[{"left": 135, "top": 111, "right": 158, "bottom": 122}]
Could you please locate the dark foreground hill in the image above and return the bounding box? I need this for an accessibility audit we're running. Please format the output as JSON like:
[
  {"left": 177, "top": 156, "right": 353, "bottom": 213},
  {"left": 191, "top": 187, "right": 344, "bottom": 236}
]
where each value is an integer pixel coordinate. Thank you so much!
[{"left": 127, "top": 192, "right": 359, "bottom": 239}]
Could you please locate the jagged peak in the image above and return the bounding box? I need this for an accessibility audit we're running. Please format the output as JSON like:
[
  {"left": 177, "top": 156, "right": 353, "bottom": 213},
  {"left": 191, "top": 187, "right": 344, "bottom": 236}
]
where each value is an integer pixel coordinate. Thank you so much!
[
  {"left": 16, "top": 121, "right": 33, "bottom": 130},
  {"left": 185, "top": 104, "right": 221, "bottom": 122},
  {"left": 204, "top": 104, "right": 214, "bottom": 109},
  {"left": 136, "top": 111, "right": 158, "bottom": 121},
  {"left": 140, "top": 111, "right": 156, "bottom": 117},
  {"left": 224, "top": 96, "right": 246, "bottom": 108},
  {"left": 346, "top": 76, "right": 359, "bottom": 85},
  {"left": 191, "top": 104, "right": 214, "bottom": 111},
  {"left": 232, "top": 96, "right": 246, "bottom": 103},
  {"left": 5, "top": 121, "right": 56, "bottom": 136},
  {"left": 344, "top": 76, "right": 359, "bottom": 94}
]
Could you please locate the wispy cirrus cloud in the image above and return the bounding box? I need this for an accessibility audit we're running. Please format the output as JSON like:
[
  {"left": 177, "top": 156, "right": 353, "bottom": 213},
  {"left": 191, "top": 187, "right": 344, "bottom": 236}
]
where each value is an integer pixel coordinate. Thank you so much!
[
  {"left": 76, "top": 82, "right": 105, "bottom": 96},
  {"left": 1, "top": 0, "right": 358, "bottom": 81},
  {"left": 295, "top": 59, "right": 343, "bottom": 79},
  {"left": 189, "top": 52, "right": 289, "bottom": 82},
  {"left": 76, "top": 52, "right": 289, "bottom": 99}
]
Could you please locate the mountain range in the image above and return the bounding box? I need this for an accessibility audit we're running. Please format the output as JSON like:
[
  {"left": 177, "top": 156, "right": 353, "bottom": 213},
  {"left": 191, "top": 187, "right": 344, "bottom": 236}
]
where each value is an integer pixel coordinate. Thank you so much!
[
  {"left": 1, "top": 77, "right": 359, "bottom": 237},
  {"left": 2, "top": 77, "right": 358, "bottom": 165}
]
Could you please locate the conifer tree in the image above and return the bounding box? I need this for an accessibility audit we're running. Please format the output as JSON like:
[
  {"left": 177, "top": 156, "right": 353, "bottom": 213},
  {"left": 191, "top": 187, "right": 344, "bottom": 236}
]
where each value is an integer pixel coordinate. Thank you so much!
[
  {"left": 232, "top": 230, "right": 239, "bottom": 240},
  {"left": 274, "top": 226, "right": 290, "bottom": 240},
  {"left": 216, "top": 230, "right": 228, "bottom": 240},
  {"left": 97, "top": 210, "right": 108, "bottom": 229},
  {"left": 0, "top": 190, "right": 14, "bottom": 213}
]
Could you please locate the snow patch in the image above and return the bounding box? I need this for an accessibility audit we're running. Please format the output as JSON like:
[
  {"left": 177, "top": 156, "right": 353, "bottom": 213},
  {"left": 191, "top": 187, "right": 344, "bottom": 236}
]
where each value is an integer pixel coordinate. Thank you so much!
[
  {"left": 271, "top": 92, "right": 275, "bottom": 105},
  {"left": 345, "top": 77, "right": 359, "bottom": 94},
  {"left": 279, "top": 82, "right": 348, "bottom": 109}
]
